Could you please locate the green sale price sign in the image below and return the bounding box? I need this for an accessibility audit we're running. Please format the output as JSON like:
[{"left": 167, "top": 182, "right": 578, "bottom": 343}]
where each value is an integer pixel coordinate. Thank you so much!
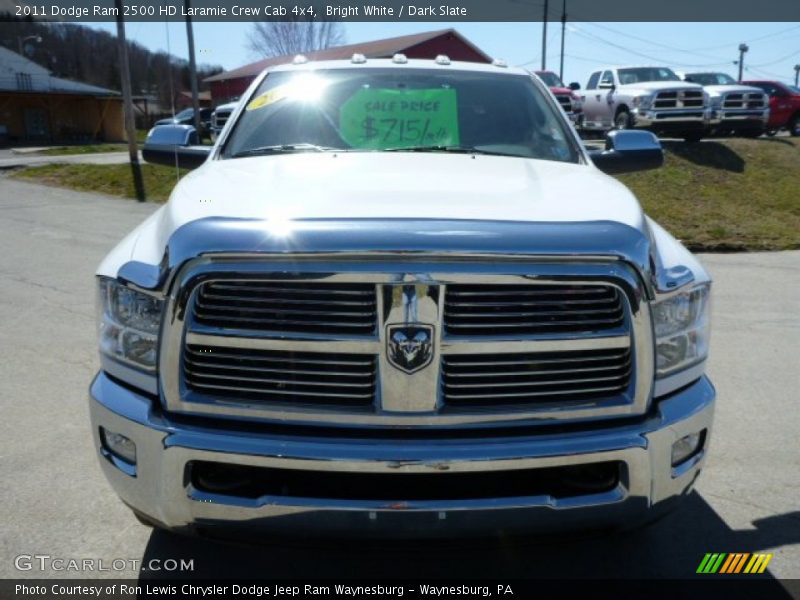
[{"left": 339, "top": 88, "right": 460, "bottom": 149}]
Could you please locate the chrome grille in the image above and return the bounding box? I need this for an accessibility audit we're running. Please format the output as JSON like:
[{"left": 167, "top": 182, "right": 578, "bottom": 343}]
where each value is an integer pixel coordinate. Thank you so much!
[
  {"left": 161, "top": 259, "right": 652, "bottom": 427},
  {"left": 442, "top": 348, "right": 632, "bottom": 407},
  {"left": 192, "top": 281, "right": 378, "bottom": 336},
  {"left": 723, "top": 92, "right": 766, "bottom": 109},
  {"left": 184, "top": 344, "right": 377, "bottom": 407},
  {"left": 443, "top": 284, "right": 625, "bottom": 336},
  {"left": 555, "top": 94, "right": 572, "bottom": 112},
  {"left": 654, "top": 89, "right": 704, "bottom": 109},
  {"left": 212, "top": 110, "right": 231, "bottom": 129}
]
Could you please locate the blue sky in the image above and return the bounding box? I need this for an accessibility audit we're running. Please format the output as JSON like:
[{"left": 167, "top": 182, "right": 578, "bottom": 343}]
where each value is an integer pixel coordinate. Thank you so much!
[{"left": 87, "top": 21, "right": 800, "bottom": 86}]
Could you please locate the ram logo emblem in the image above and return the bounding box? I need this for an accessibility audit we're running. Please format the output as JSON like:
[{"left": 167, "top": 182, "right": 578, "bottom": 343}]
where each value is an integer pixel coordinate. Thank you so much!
[{"left": 387, "top": 324, "right": 434, "bottom": 374}]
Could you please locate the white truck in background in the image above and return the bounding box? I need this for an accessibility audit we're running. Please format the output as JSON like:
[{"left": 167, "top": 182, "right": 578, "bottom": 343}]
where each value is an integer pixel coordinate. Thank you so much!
[{"left": 578, "top": 66, "right": 711, "bottom": 142}]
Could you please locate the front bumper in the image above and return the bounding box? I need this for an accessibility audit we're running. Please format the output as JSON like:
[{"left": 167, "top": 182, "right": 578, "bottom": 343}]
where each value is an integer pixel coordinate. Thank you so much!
[
  {"left": 89, "top": 372, "right": 715, "bottom": 538},
  {"left": 709, "top": 108, "right": 769, "bottom": 129},
  {"left": 631, "top": 107, "right": 711, "bottom": 130}
]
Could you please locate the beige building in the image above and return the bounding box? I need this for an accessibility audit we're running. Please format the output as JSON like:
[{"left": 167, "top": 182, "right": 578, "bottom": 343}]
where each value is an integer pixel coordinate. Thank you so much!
[{"left": 0, "top": 46, "right": 124, "bottom": 145}]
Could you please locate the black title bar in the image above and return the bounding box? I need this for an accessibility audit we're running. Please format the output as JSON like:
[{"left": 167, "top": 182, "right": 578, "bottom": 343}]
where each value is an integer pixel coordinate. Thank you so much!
[{"left": 3, "top": 0, "right": 800, "bottom": 22}]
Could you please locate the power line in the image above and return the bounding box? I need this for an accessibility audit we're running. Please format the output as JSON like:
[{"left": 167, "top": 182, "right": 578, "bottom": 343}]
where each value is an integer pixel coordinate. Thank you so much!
[
  {"left": 570, "top": 28, "right": 734, "bottom": 68},
  {"left": 686, "top": 24, "right": 800, "bottom": 52},
  {"left": 750, "top": 49, "right": 800, "bottom": 68},
  {"left": 581, "top": 23, "right": 730, "bottom": 63}
]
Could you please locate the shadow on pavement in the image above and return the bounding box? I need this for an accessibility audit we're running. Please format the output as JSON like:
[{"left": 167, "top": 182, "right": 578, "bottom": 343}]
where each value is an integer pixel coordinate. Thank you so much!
[
  {"left": 138, "top": 492, "right": 800, "bottom": 583},
  {"left": 661, "top": 141, "right": 745, "bottom": 173}
]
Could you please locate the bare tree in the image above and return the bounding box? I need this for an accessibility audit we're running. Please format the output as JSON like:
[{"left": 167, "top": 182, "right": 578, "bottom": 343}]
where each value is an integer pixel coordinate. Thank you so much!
[{"left": 247, "top": 20, "right": 345, "bottom": 58}]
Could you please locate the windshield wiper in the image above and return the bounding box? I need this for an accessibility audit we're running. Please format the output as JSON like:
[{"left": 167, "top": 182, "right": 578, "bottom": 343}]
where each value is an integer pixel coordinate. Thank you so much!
[
  {"left": 383, "top": 145, "right": 511, "bottom": 156},
  {"left": 230, "top": 143, "right": 334, "bottom": 158}
]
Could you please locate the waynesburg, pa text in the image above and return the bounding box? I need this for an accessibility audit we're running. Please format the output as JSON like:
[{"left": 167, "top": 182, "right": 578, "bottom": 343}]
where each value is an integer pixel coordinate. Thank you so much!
[{"left": 16, "top": 584, "right": 515, "bottom": 597}]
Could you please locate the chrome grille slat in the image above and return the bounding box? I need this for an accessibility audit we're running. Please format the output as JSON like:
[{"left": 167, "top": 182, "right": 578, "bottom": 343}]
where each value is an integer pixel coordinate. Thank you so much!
[
  {"left": 443, "top": 385, "right": 626, "bottom": 400},
  {"left": 186, "top": 369, "right": 376, "bottom": 389},
  {"left": 195, "top": 302, "right": 376, "bottom": 317},
  {"left": 448, "top": 307, "right": 622, "bottom": 318},
  {"left": 192, "top": 281, "right": 378, "bottom": 335},
  {"left": 443, "top": 370, "right": 631, "bottom": 389},
  {"left": 442, "top": 348, "right": 632, "bottom": 407},
  {"left": 446, "top": 318, "right": 623, "bottom": 329},
  {"left": 187, "top": 381, "right": 375, "bottom": 401},
  {"left": 183, "top": 344, "right": 377, "bottom": 406},
  {"left": 201, "top": 294, "right": 374, "bottom": 306},
  {"left": 444, "top": 283, "right": 625, "bottom": 337}
]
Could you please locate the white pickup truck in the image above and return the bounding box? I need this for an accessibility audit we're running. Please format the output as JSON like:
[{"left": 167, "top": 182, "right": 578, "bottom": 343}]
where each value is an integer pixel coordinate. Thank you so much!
[
  {"left": 579, "top": 66, "right": 711, "bottom": 142},
  {"left": 92, "top": 56, "right": 715, "bottom": 539}
]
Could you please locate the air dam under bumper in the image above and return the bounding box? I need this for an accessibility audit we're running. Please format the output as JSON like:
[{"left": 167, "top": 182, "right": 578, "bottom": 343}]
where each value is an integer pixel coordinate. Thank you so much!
[{"left": 89, "top": 372, "right": 715, "bottom": 538}]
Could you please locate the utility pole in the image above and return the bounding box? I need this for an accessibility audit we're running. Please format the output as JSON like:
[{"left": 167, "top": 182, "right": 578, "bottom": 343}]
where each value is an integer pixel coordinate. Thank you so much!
[
  {"left": 541, "top": 0, "right": 548, "bottom": 71},
  {"left": 114, "top": 0, "right": 145, "bottom": 201},
  {"left": 737, "top": 43, "right": 749, "bottom": 82},
  {"left": 185, "top": 0, "right": 202, "bottom": 136},
  {"left": 559, "top": 0, "right": 567, "bottom": 82},
  {"left": 795, "top": 64, "right": 800, "bottom": 87}
]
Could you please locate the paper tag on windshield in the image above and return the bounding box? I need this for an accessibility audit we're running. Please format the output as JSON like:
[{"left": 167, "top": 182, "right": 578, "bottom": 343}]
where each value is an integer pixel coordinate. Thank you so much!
[
  {"left": 246, "top": 84, "right": 290, "bottom": 111},
  {"left": 339, "top": 88, "right": 460, "bottom": 149}
]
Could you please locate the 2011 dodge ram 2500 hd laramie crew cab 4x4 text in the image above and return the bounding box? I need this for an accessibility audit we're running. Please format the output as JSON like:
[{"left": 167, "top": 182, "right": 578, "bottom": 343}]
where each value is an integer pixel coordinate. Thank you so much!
[
  {"left": 580, "top": 66, "right": 711, "bottom": 142},
  {"left": 91, "top": 56, "right": 715, "bottom": 539}
]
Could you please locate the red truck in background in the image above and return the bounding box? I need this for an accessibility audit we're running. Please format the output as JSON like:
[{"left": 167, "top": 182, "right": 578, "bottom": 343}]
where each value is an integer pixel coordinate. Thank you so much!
[
  {"left": 742, "top": 80, "right": 800, "bottom": 136},
  {"left": 535, "top": 70, "right": 583, "bottom": 126}
]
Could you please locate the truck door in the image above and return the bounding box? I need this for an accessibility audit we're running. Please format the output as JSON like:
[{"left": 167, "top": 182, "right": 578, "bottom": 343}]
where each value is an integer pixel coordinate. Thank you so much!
[
  {"left": 595, "top": 70, "right": 617, "bottom": 129},
  {"left": 581, "top": 71, "right": 602, "bottom": 128}
]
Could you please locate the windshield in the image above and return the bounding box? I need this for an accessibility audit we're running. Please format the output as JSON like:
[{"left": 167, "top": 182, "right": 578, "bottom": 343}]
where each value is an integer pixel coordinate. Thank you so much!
[
  {"left": 536, "top": 71, "right": 564, "bottom": 88},
  {"left": 175, "top": 108, "right": 193, "bottom": 119},
  {"left": 618, "top": 67, "right": 680, "bottom": 84},
  {"left": 221, "top": 68, "right": 579, "bottom": 163},
  {"left": 685, "top": 73, "right": 736, "bottom": 86}
]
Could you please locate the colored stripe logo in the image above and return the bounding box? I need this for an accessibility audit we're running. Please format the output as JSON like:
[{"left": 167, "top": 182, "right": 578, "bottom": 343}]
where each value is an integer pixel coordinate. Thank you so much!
[{"left": 697, "top": 553, "right": 773, "bottom": 574}]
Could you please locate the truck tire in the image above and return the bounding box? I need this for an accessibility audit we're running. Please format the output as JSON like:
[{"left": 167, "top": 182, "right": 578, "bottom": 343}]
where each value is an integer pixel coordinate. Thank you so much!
[
  {"left": 614, "top": 110, "right": 631, "bottom": 130},
  {"left": 789, "top": 114, "right": 800, "bottom": 137}
]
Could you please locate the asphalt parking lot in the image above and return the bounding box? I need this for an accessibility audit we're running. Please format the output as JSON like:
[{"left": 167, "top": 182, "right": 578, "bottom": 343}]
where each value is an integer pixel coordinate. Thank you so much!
[{"left": 0, "top": 177, "right": 798, "bottom": 586}]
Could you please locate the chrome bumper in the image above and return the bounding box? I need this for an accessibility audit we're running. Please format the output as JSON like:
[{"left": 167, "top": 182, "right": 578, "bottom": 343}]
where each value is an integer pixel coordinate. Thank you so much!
[
  {"left": 89, "top": 372, "right": 715, "bottom": 538},
  {"left": 632, "top": 108, "right": 711, "bottom": 128},
  {"left": 710, "top": 109, "right": 769, "bottom": 126}
]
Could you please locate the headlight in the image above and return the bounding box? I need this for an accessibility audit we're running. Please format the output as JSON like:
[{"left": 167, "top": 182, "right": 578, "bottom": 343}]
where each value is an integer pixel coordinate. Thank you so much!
[
  {"left": 97, "top": 277, "right": 162, "bottom": 371},
  {"left": 633, "top": 94, "right": 653, "bottom": 109},
  {"left": 652, "top": 283, "right": 710, "bottom": 377}
]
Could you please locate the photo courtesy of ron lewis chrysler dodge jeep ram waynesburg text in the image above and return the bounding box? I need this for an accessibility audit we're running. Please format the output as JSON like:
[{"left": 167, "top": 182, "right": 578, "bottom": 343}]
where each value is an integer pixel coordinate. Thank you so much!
[{"left": 91, "top": 55, "right": 714, "bottom": 539}]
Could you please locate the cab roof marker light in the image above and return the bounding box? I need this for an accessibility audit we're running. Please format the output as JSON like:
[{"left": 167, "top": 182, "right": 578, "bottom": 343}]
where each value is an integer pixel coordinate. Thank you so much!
[
  {"left": 351, "top": 53, "right": 367, "bottom": 64},
  {"left": 435, "top": 55, "right": 451, "bottom": 65},
  {"left": 292, "top": 54, "right": 308, "bottom": 65},
  {"left": 392, "top": 53, "right": 408, "bottom": 64},
  {"left": 493, "top": 58, "right": 508, "bottom": 68}
]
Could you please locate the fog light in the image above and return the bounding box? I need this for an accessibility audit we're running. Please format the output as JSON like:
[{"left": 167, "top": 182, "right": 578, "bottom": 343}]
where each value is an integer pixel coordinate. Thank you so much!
[
  {"left": 671, "top": 429, "right": 705, "bottom": 467},
  {"left": 100, "top": 427, "right": 136, "bottom": 465}
]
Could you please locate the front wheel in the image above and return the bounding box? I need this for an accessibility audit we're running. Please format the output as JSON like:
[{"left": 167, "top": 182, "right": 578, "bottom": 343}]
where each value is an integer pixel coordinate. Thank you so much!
[
  {"left": 789, "top": 115, "right": 800, "bottom": 137},
  {"left": 614, "top": 110, "right": 631, "bottom": 130}
]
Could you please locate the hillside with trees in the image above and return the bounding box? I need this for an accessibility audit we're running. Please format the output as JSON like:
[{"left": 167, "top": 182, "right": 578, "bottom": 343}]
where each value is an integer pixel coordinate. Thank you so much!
[{"left": 0, "top": 19, "right": 223, "bottom": 106}]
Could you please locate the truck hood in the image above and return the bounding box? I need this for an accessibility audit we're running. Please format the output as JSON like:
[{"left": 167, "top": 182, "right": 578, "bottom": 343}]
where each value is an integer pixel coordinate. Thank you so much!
[
  {"left": 701, "top": 84, "right": 765, "bottom": 96},
  {"left": 549, "top": 86, "right": 573, "bottom": 95},
  {"left": 620, "top": 81, "right": 703, "bottom": 93},
  {"left": 125, "top": 152, "right": 648, "bottom": 267}
]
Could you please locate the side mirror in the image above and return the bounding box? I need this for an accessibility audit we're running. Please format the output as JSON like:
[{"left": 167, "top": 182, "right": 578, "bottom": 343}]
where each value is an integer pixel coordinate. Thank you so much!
[
  {"left": 598, "top": 82, "right": 615, "bottom": 90},
  {"left": 142, "top": 124, "right": 210, "bottom": 170},
  {"left": 569, "top": 82, "right": 581, "bottom": 91},
  {"left": 588, "top": 130, "right": 663, "bottom": 175}
]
